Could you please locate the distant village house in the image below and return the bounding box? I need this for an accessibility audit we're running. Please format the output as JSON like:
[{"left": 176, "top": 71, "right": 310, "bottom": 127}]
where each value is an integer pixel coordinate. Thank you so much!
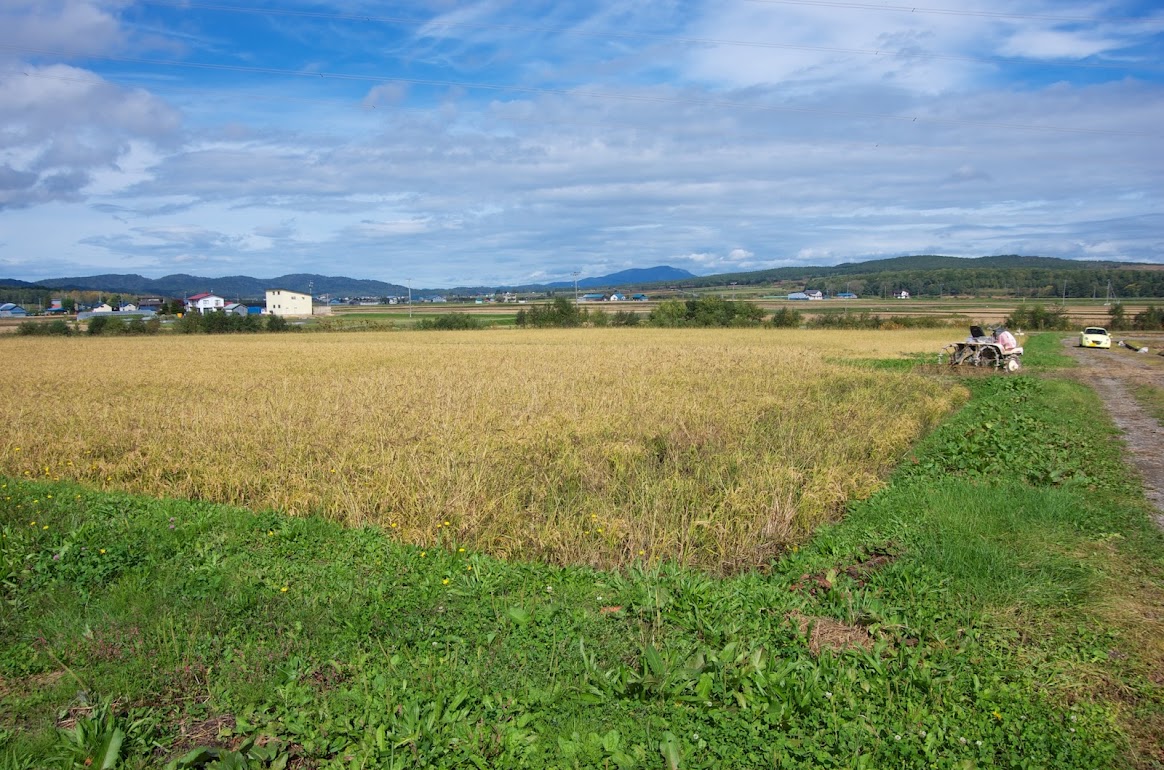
[{"left": 186, "top": 293, "right": 225, "bottom": 314}]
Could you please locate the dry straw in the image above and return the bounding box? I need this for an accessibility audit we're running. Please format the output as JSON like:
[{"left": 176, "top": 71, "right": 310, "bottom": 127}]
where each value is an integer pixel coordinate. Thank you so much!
[{"left": 1, "top": 328, "right": 964, "bottom": 571}]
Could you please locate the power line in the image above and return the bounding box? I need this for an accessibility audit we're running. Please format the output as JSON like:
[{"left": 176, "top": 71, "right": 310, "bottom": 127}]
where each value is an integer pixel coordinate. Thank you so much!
[
  {"left": 128, "top": 0, "right": 1159, "bottom": 73},
  {"left": 3, "top": 45, "right": 1153, "bottom": 137},
  {"left": 741, "top": 0, "right": 1164, "bottom": 25}
]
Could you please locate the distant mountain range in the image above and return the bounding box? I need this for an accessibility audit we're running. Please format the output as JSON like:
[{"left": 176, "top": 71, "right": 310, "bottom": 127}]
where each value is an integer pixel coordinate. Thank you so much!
[
  {"left": 3, "top": 256, "right": 1160, "bottom": 299},
  {"left": 0, "top": 273, "right": 409, "bottom": 299},
  {"left": 0, "top": 265, "right": 699, "bottom": 298}
]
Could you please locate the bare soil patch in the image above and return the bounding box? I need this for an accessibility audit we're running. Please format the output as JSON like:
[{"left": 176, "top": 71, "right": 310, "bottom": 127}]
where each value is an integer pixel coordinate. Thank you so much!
[{"left": 787, "top": 612, "right": 875, "bottom": 656}]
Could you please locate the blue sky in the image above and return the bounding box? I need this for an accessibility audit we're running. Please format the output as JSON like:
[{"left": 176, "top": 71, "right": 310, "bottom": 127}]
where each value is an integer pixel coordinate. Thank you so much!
[{"left": 1, "top": 0, "right": 1161, "bottom": 288}]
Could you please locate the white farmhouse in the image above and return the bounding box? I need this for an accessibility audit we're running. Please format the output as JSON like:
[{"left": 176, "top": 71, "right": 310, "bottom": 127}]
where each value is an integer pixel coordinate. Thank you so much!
[
  {"left": 186, "top": 293, "right": 225, "bottom": 314},
  {"left": 265, "top": 288, "right": 312, "bottom": 316}
]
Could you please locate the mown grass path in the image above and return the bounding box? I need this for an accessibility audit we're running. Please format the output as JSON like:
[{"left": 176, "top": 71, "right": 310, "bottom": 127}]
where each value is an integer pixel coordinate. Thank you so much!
[
  {"left": 1059, "top": 332, "right": 1164, "bottom": 527},
  {"left": 2, "top": 333, "right": 1163, "bottom": 769}
]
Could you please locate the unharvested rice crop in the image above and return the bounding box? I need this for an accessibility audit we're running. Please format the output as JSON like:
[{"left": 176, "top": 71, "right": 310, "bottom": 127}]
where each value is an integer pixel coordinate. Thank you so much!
[{"left": 1, "top": 328, "right": 965, "bottom": 571}]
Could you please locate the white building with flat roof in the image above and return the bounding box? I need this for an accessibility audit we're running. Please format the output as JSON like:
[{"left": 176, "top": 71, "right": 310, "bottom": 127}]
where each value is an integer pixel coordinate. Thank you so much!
[{"left": 265, "top": 289, "right": 312, "bottom": 316}]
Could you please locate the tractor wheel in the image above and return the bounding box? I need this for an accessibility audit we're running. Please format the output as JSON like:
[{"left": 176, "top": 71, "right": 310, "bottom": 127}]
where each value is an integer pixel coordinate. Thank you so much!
[{"left": 1005, "top": 358, "right": 1021, "bottom": 372}]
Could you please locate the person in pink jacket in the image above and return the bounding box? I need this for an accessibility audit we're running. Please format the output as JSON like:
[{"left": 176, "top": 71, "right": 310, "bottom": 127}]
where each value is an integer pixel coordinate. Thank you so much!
[{"left": 995, "top": 327, "right": 1018, "bottom": 352}]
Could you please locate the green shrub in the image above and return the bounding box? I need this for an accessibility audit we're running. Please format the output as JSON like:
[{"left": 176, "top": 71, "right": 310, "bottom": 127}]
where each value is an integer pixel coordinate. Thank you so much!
[
  {"left": 610, "top": 310, "right": 641, "bottom": 326},
  {"left": 175, "top": 311, "right": 272, "bottom": 334},
  {"left": 769, "top": 308, "right": 802, "bottom": 328},
  {"left": 415, "top": 312, "right": 483, "bottom": 331},
  {"left": 1132, "top": 305, "right": 1164, "bottom": 331},
  {"left": 16, "top": 320, "right": 74, "bottom": 336},
  {"left": 516, "top": 297, "right": 584, "bottom": 328},
  {"left": 807, "top": 310, "right": 882, "bottom": 329},
  {"left": 647, "top": 296, "right": 764, "bottom": 328},
  {"left": 1004, "top": 303, "right": 1070, "bottom": 331}
]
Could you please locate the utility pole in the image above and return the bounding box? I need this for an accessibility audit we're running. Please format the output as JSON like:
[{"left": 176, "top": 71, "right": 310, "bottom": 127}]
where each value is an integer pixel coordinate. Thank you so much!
[
  {"left": 407, "top": 278, "right": 412, "bottom": 318},
  {"left": 572, "top": 271, "right": 580, "bottom": 305}
]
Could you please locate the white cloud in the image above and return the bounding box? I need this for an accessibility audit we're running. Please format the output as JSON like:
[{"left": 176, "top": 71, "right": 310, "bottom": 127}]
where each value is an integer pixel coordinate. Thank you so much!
[
  {"left": 0, "top": 0, "right": 126, "bottom": 56},
  {"left": 0, "top": 0, "right": 1160, "bottom": 284}
]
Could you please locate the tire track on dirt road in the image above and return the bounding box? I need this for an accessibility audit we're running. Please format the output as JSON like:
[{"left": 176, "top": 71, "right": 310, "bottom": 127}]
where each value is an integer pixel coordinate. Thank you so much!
[{"left": 1062, "top": 335, "right": 1164, "bottom": 529}]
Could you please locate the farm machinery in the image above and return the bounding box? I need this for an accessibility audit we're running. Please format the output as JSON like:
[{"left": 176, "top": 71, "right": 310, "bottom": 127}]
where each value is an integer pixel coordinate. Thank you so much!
[{"left": 940, "top": 325, "right": 1023, "bottom": 372}]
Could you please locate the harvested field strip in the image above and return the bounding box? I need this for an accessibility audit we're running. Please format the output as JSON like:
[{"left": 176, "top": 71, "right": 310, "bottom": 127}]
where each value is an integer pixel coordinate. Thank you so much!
[{"left": 0, "top": 329, "right": 963, "bottom": 571}]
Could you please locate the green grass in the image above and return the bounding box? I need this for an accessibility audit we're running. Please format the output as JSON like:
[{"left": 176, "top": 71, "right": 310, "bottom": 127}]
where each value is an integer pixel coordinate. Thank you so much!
[
  {"left": 1018, "top": 332, "right": 1078, "bottom": 368},
  {"left": 2, "top": 357, "right": 1162, "bottom": 768}
]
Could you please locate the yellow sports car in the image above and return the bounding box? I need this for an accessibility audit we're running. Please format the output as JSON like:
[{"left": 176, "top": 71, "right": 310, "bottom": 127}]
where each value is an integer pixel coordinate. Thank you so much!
[{"left": 1079, "top": 327, "right": 1111, "bottom": 349}]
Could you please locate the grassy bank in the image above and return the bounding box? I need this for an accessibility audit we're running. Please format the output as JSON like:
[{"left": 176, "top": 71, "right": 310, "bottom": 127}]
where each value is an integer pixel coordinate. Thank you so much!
[{"left": 3, "top": 340, "right": 1162, "bottom": 767}]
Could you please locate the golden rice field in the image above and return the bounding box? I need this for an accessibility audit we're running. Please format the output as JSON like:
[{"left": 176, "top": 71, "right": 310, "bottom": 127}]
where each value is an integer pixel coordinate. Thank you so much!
[{"left": 1, "top": 328, "right": 966, "bottom": 571}]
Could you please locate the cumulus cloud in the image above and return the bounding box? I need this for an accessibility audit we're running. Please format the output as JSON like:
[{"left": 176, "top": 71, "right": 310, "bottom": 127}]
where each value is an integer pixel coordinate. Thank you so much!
[
  {"left": 0, "top": 63, "right": 180, "bottom": 209},
  {"left": 0, "top": 0, "right": 126, "bottom": 56}
]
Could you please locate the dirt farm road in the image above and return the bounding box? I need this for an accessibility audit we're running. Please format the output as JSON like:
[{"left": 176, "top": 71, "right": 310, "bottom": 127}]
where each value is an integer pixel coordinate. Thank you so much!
[{"left": 1060, "top": 333, "right": 1164, "bottom": 529}]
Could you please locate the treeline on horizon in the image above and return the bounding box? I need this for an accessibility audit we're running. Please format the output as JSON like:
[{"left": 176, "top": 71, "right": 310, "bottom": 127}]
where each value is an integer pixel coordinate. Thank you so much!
[
  {"left": 676, "top": 267, "right": 1164, "bottom": 299},
  {"left": 4, "top": 261, "right": 1164, "bottom": 305}
]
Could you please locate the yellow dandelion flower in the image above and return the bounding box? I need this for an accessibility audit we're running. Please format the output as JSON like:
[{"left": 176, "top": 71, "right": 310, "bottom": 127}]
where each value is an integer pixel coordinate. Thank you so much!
[
  {"left": 442, "top": 579, "right": 450, "bottom": 585},
  {"left": 443, "top": 520, "right": 450, "bottom": 527},
  {"left": 29, "top": 521, "right": 36, "bottom": 526},
  {"left": 47, "top": 495, "right": 52, "bottom": 499},
  {"left": 330, "top": 468, "right": 336, "bottom": 473},
  {"left": 280, "top": 586, "right": 289, "bottom": 593},
  {"left": 268, "top": 530, "right": 274, "bottom": 536},
  {"left": 466, "top": 564, "right": 472, "bottom": 571},
  {"left": 457, "top": 547, "right": 465, "bottom": 553},
  {"left": 99, "top": 549, "right": 106, "bottom": 554},
  {"left": 420, "top": 551, "right": 427, "bottom": 557},
  {"left": 42, "top": 525, "right": 48, "bottom": 530},
  {"left": 390, "top": 522, "right": 398, "bottom": 528},
  {"left": 596, "top": 528, "right": 603, "bottom": 534},
  {"left": 638, "top": 550, "right": 645, "bottom": 556},
  {"left": 992, "top": 710, "right": 1002, "bottom": 720}
]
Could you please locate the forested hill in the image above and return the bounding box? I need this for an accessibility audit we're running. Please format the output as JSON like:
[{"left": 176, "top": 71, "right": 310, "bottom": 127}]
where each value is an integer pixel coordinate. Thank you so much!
[
  {"left": 683, "top": 255, "right": 1164, "bottom": 298},
  {"left": 830, "top": 255, "right": 1127, "bottom": 274}
]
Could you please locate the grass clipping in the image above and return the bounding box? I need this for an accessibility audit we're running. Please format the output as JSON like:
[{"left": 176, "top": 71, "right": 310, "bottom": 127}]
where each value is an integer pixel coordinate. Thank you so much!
[{"left": 1, "top": 329, "right": 964, "bottom": 571}]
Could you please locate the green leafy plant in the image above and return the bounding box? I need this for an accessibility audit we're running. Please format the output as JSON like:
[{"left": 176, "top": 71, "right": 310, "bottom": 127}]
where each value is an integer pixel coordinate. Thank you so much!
[{"left": 164, "top": 737, "right": 289, "bottom": 770}]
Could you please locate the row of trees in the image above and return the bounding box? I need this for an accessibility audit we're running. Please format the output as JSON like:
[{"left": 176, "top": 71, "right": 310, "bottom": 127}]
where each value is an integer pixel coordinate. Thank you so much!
[
  {"left": 513, "top": 297, "right": 771, "bottom": 329},
  {"left": 174, "top": 312, "right": 292, "bottom": 334},
  {"left": 677, "top": 266, "right": 1164, "bottom": 299},
  {"left": 1107, "top": 304, "right": 1164, "bottom": 331},
  {"left": 15, "top": 317, "right": 164, "bottom": 336},
  {"left": 508, "top": 298, "right": 966, "bottom": 330}
]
